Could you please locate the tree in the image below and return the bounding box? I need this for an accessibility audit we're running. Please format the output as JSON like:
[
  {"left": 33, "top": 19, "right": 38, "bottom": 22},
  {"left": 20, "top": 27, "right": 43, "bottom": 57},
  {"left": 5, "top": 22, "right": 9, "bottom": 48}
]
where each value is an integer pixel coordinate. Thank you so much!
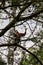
[{"left": 0, "top": 0, "right": 43, "bottom": 65}]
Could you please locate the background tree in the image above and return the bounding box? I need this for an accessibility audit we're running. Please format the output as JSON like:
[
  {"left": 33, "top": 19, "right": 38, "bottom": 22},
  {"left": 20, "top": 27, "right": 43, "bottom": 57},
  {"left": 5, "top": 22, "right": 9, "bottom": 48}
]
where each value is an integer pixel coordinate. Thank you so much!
[{"left": 0, "top": 0, "right": 43, "bottom": 65}]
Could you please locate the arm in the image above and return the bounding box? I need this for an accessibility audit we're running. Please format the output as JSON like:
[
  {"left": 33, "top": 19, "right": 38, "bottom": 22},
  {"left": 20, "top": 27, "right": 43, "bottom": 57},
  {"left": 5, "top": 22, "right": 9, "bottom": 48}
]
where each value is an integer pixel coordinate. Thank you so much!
[
  {"left": 14, "top": 28, "right": 27, "bottom": 37},
  {"left": 19, "top": 28, "right": 27, "bottom": 37}
]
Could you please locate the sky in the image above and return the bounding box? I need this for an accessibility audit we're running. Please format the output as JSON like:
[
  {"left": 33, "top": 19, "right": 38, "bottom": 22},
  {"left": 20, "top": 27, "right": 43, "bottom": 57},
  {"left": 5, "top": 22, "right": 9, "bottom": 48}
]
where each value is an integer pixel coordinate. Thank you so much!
[{"left": 0, "top": 2, "right": 43, "bottom": 64}]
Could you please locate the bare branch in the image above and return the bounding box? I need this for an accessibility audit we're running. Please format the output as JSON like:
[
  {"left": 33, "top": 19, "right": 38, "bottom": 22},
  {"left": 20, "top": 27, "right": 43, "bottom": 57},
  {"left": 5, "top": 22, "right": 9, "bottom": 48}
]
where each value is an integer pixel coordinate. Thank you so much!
[
  {"left": 0, "top": 43, "right": 43, "bottom": 65},
  {"left": 0, "top": 8, "right": 43, "bottom": 37},
  {"left": 17, "top": 2, "right": 32, "bottom": 18},
  {"left": 18, "top": 9, "right": 43, "bottom": 21}
]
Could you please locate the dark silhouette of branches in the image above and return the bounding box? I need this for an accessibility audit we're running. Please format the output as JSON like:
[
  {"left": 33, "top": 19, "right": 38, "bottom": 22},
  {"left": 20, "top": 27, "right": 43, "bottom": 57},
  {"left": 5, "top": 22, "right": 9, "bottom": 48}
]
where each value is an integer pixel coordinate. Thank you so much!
[
  {"left": 33, "top": 18, "right": 43, "bottom": 24},
  {"left": 0, "top": 51, "right": 7, "bottom": 57},
  {"left": 0, "top": 8, "right": 43, "bottom": 37},
  {"left": 0, "top": 0, "right": 42, "bottom": 9},
  {"left": 0, "top": 43, "right": 43, "bottom": 65},
  {"left": 0, "top": 1, "right": 43, "bottom": 65},
  {"left": 17, "top": 2, "right": 32, "bottom": 18},
  {"left": 18, "top": 8, "right": 43, "bottom": 21},
  {"left": 0, "top": 2, "right": 32, "bottom": 9}
]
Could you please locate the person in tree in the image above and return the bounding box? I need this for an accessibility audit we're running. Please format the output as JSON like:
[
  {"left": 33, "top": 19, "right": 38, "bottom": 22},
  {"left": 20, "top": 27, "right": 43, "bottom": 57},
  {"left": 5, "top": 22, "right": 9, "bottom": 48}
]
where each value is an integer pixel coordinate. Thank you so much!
[
  {"left": 14, "top": 29, "right": 26, "bottom": 38},
  {"left": 14, "top": 28, "right": 27, "bottom": 51}
]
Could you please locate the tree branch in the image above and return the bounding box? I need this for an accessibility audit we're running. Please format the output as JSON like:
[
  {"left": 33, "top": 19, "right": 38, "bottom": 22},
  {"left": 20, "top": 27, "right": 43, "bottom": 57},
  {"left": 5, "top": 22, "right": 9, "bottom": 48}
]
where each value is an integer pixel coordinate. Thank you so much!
[
  {"left": 17, "top": 2, "right": 32, "bottom": 18},
  {"left": 18, "top": 9, "right": 43, "bottom": 21},
  {"left": 0, "top": 8, "right": 43, "bottom": 37},
  {"left": 0, "top": 2, "right": 32, "bottom": 9},
  {"left": 0, "top": 43, "right": 43, "bottom": 65}
]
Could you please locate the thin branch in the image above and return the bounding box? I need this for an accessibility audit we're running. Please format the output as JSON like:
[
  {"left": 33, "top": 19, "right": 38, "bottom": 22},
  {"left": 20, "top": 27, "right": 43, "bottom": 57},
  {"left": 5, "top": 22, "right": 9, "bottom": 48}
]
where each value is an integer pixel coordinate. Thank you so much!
[
  {"left": 0, "top": 8, "right": 43, "bottom": 37},
  {"left": 4, "top": 35, "right": 37, "bottom": 42},
  {"left": 33, "top": 18, "right": 43, "bottom": 24},
  {"left": 0, "top": 16, "right": 12, "bottom": 20},
  {"left": 0, "top": 43, "right": 43, "bottom": 65},
  {"left": 0, "top": 6, "right": 14, "bottom": 17},
  {"left": 17, "top": 2, "right": 32, "bottom": 18},
  {"left": 0, "top": 2, "right": 32, "bottom": 9},
  {"left": 0, "top": 51, "right": 7, "bottom": 57},
  {"left": 18, "top": 8, "right": 43, "bottom": 21},
  {"left": 15, "top": 21, "right": 25, "bottom": 26},
  {"left": 3, "top": 9, "right": 14, "bottom": 17}
]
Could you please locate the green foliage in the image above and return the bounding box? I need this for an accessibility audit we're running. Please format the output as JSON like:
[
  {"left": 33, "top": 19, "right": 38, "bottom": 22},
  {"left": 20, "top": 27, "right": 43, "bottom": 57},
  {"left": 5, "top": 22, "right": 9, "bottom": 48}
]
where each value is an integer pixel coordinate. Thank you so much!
[
  {"left": 21, "top": 45, "right": 43, "bottom": 65},
  {"left": 20, "top": 31, "right": 43, "bottom": 65}
]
